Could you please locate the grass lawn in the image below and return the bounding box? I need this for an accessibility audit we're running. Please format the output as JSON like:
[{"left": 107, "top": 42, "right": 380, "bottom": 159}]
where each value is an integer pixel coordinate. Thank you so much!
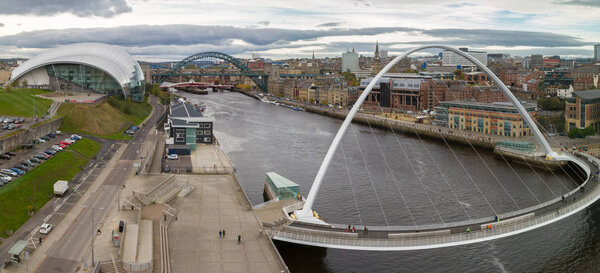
[
  {"left": 0, "top": 88, "right": 53, "bottom": 117},
  {"left": 58, "top": 96, "right": 151, "bottom": 139},
  {"left": 68, "top": 138, "right": 101, "bottom": 159},
  {"left": 0, "top": 149, "right": 91, "bottom": 237}
]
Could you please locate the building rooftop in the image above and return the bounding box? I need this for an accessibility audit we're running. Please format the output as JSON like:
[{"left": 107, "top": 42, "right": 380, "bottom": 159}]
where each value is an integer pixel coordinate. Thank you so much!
[
  {"left": 441, "top": 100, "right": 537, "bottom": 111},
  {"left": 170, "top": 102, "right": 204, "bottom": 118},
  {"left": 573, "top": 90, "right": 600, "bottom": 100},
  {"left": 266, "top": 172, "right": 298, "bottom": 188}
]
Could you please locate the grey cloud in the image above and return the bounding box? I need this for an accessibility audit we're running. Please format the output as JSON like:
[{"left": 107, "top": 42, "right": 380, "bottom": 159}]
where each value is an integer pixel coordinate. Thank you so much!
[
  {"left": 317, "top": 22, "right": 342, "bottom": 27},
  {"left": 0, "top": 25, "right": 592, "bottom": 60},
  {"left": 0, "top": 23, "right": 4, "bottom": 27},
  {"left": 555, "top": 0, "right": 600, "bottom": 7},
  {"left": 257, "top": 21, "right": 270, "bottom": 26},
  {"left": 0, "top": 25, "right": 417, "bottom": 48},
  {"left": 0, "top": 0, "right": 132, "bottom": 17}
]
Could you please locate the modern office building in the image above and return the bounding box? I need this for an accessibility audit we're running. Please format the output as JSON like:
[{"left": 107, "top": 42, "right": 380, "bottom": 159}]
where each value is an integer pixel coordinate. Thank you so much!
[
  {"left": 442, "top": 47, "right": 487, "bottom": 67},
  {"left": 164, "top": 101, "right": 215, "bottom": 153},
  {"left": 435, "top": 100, "right": 537, "bottom": 138},
  {"left": 594, "top": 44, "right": 600, "bottom": 60},
  {"left": 565, "top": 90, "right": 600, "bottom": 131},
  {"left": 6, "top": 43, "right": 145, "bottom": 101},
  {"left": 342, "top": 49, "right": 359, "bottom": 72}
]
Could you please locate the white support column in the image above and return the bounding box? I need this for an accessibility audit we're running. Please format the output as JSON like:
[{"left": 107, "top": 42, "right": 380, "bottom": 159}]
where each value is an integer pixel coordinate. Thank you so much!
[{"left": 295, "top": 44, "right": 558, "bottom": 222}]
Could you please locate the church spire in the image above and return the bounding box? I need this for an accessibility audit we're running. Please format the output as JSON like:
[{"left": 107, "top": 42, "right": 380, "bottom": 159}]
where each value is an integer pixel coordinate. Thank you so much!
[{"left": 374, "top": 40, "right": 380, "bottom": 59}]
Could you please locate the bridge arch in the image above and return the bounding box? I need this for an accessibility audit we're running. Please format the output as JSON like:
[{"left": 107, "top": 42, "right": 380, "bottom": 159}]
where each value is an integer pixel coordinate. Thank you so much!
[
  {"left": 158, "top": 51, "right": 268, "bottom": 91},
  {"left": 295, "top": 44, "right": 590, "bottom": 223}
]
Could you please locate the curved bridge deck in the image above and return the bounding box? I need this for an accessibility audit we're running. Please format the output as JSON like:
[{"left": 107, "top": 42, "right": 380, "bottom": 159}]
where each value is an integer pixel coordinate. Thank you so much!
[{"left": 269, "top": 153, "right": 600, "bottom": 251}]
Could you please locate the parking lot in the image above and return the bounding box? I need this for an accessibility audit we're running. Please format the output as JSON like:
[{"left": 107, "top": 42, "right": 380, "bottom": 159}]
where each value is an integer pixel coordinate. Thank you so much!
[
  {"left": 0, "top": 132, "right": 72, "bottom": 184},
  {"left": 0, "top": 116, "right": 35, "bottom": 136},
  {"left": 162, "top": 154, "right": 193, "bottom": 173}
]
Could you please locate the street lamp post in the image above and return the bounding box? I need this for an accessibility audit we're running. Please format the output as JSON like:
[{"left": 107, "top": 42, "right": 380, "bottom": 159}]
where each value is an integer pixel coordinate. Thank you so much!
[{"left": 83, "top": 206, "right": 104, "bottom": 267}]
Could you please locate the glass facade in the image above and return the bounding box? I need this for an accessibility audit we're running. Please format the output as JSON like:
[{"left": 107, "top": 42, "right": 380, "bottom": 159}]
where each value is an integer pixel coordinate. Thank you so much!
[{"left": 46, "top": 64, "right": 121, "bottom": 95}]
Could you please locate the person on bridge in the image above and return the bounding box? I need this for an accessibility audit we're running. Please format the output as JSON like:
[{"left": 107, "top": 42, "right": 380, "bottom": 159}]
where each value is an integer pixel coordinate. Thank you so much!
[
  {"left": 364, "top": 226, "right": 368, "bottom": 235},
  {"left": 466, "top": 227, "right": 471, "bottom": 233},
  {"left": 238, "top": 234, "right": 241, "bottom": 244},
  {"left": 352, "top": 226, "right": 355, "bottom": 233},
  {"left": 223, "top": 229, "right": 226, "bottom": 237},
  {"left": 346, "top": 225, "right": 350, "bottom": 232},
  {"left": 219, "top": 230, "right": 222, "bottom": 238}
]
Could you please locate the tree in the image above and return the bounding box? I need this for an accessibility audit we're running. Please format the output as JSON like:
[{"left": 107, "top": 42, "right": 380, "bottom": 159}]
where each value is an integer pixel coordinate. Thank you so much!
[
  {"left": 309, "top": 98, "right": 315, "bottom": 104},
  {"left": 341, "top": 72, "right": 360, "bottom": 86},
  {"left": 5, "top": 85, "right": 11, "bottom": 92},
  {"left": 568, "top": 127, "right": 583, "bottom": 139},
  {"left": 453, "top": 69, "right": 463, "bottom": 80},
  {"left": 321, "top": 99, "right": 328, "bottom": 105},
  {"left": 21, "top": 79, "right": 28, "bottom": 87},
  {"left": 583, "top": 125, "right": 595, "bottom": 136}
]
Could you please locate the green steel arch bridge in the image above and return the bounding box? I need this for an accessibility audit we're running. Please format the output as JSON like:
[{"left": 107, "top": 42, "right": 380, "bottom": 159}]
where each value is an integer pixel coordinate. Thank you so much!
[{"left": 152, "top": 51, "right": 317, "bottom": 92}]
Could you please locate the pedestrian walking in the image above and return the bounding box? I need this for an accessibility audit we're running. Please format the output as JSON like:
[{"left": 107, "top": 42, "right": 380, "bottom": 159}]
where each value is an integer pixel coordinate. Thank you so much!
[
  {"left": 364, "top": 226, "right": 368, "bottom": 235},
  {"left": 352, "top": 226, "right": 355, "bottom": 233},
  {"left": 466, "top": 227, "right": 471, "bottom": 233},
  {"left": 346, "top": 224, "right": 350, "bottom": 232},
  {"left": 219, "top": 230, "right": 222, "bottom": 238},
  {"left": 238, "top": 235, "right": 241, "bottom": 244},
  {"left": 131, "top": 205, "right": 134, "bottom": 210},
  {"left": 223, "top": 229, "right": 225, "bottom": 237}
]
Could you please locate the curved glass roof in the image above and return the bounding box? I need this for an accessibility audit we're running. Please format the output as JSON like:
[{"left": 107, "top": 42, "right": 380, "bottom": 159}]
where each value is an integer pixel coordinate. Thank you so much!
[{"left": 8, "top": 42, "right": 144, "bottom": 88}]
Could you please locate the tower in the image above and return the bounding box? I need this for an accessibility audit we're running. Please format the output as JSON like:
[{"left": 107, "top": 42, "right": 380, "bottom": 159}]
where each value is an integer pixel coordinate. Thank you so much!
[{"left": 374, "top": 41, "right": 380, "bottom": 60}]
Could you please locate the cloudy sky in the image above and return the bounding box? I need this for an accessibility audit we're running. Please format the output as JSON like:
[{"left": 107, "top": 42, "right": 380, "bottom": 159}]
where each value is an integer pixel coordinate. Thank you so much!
[{"left": 0, "top": 0, "right": 598, "bottom": 61}]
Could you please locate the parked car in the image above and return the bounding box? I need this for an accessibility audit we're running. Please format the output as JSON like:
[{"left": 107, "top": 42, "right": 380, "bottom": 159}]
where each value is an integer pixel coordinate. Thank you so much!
[
  {"left": 70, "top": 134, "right": 82, "bottom": 140},
  {"left": 7, "top": 124, "right": 15, "bottom": 130},
  {"left": 41, "top": 136, "right": 50, "bottom": 141},
  {"left": 64, "top": 138, "right": 76, "bottom": 144},
  {"left": 1, "top": 169, "right": 18, "bottom": 177},
  {"left": 47, "top": 133, "right": 56, "bottom": 138},
  {"left": 30, "top": 157, "right": 41, "bottom": 163},
  {"left": 13, "top": 120, "right": 22, "bottom": 124},
  {"left": 23, "top": 160, "right": 36, "bottom": 167},
  {"left": 34, "top": 154, "right": 48, "bottom": 160},
  {"left": 59, "top": 141, "right": 71, "bottom": 146},
  {"left": 0, "top": 174, "right": 12, "bottom": 182},
  {"left": 9, "top": 168, "right": 24, "bottom": 175},
  {"left": 7, "top": 151, "right": 16, "bottom": 157},
  {"left": 44, "top": 150, "right": 56, "bottom": 155},
  {"left": 1, "top": 124, "right": 8, "bottom": 130},
  {"left": 16, "top": 164, "right": 29, "bottom": 171},
  {"left": 52, "top": 145, "right": 63, "bottom": 151},
  {"left": 166, "top": 154, "right": 178, "bottom": 160},
  {"left": 37, "top": 138, "right": 46, "bottom": 143},
  {"left": 0, "top": 154, "right": 10, "bottom": 160},
  {"left": 0, "top": 176, "right": 10, "bottom": 185},
  {"left": 14, "top": 124, "right": 21, "bottom": 129},
  {"left": 39, "top": 223, "right": 53, "bottom": 234}
]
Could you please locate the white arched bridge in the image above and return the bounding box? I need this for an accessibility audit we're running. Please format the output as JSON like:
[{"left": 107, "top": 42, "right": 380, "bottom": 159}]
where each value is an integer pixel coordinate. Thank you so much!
[{"left": 259, "top": 45, "right": 599, "bottom": 251}]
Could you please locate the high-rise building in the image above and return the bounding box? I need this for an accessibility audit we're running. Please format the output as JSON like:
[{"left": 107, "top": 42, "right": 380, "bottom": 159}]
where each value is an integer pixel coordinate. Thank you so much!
[
  {"left": 379, "top": 49, "right": 388, "bottom": 59},
  {"left": 342, "top": 49, "right": 359, "bottom": 72},
  {"left": 594, "top": 44, "right": 600, "bottom": 60},
  {"left": 530, "top": 54, "right": 543, "bottom": 68},
  {"left": 442, "top": 47, "right": 487, "bottom": 67}
]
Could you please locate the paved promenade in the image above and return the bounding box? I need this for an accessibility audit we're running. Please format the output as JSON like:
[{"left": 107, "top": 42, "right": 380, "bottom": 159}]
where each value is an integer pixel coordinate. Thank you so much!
[{"left": 168, "top": 174, "right": 286, "bottom": 273}]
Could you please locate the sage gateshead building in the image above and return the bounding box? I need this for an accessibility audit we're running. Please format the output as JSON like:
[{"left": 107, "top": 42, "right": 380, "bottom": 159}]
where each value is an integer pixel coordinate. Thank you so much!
[{"left": 6, "top": 43, "right": 145, "bottom": 101}]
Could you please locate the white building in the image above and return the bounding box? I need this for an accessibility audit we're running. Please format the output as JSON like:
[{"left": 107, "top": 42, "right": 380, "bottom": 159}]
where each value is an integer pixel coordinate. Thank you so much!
[
  {"left": 442, "top": 47, "right": 487, "bottom": 67},
  {"left": 342, "top": 50, "right": 359, "bottom": 72},
  {"left": 556, "top": 85, "right": 574, "bottom": 98},
  {"left": 595, "top": 44, "right": 600, "bottom": 60}
]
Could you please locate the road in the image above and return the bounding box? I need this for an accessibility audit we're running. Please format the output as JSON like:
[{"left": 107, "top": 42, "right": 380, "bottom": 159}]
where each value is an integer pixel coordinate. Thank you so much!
[{"left": 36, "top": 96, "right": 165, "bottom": 273}]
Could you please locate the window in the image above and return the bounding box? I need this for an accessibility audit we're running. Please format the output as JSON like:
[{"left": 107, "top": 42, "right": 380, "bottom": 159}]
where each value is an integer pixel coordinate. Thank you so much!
[
  {"left": 198, "top": 123, "right": 204, "bottom": 129},
  {"left": 205, "top": 123, "right": 211, "bottom": 129},
  {"left": 204, "top": 130, "right": 210, "bottom": 135},
  {"left": 175, "top": 129, "right": 185, "bottom": 143}
]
